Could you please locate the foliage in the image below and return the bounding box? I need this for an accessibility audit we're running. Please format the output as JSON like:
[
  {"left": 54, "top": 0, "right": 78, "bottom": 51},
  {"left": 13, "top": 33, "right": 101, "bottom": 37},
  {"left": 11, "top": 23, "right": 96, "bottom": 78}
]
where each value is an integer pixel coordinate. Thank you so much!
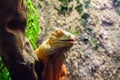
[
  {"left": 85, "top": 27, "right": 92, "bottom": 35},
  {"left": 75, "top": 0, "right": 90, "bottom": 27},
  {"left": 75, "top": 3, "right": 83, "bottom": 14},
  {"left": 85, "top": 0, "right": 91, "bottom": 8},
  {"left": 58, "top": 0, "right": 73, "bottom": 15},
  {"left": 113, "top": 0, "right": 120, "bottom": 15},
  {"left": 116, "top": 9, "right": 120, "bottom": 15},
  {"left": 0, "top": 0, "right": 40, "bottom": 80},
  {"left": 59, "top": 0, "right": 73, "bottom": 4},
  {"left": 89, "top": 38, "right": 98, "bottom": 50},
  {"left": 26, "top": 0, "right": 40, "bottom": 49},
  {"left": 58, "top": 5, "right": 73, "bottom": 15},
  {"left": 82, "top": 35, "right": 89, "bottom": 42},
  {"left": 38, "top": 3, "right": 42, "bottom": 9},
  {"left": 113, "top": 0, "right": 120, "bottom": 7},
  {"left": 81, "top": 13, "right": 90, "bottom": 20},
  {"left": 76, "top": 0, "right": 80, "bottom": 3},
  {"left": 80, "top": 18, "right": 87, "bottom": 26},
  {"left": 0, "top": 57, "right": 11, "bottom": 80},
  {"left": 75, "top": 0, "right": 97, "bottom": 50},
  {"left": 72, "top": 30, "right": 79, "bottom": 35},
  {"left": 80, "top": 13, "right": 90, "bottom": 27},
  {"left": 116, "top": 1, "right": 120, "bottom": 6}
]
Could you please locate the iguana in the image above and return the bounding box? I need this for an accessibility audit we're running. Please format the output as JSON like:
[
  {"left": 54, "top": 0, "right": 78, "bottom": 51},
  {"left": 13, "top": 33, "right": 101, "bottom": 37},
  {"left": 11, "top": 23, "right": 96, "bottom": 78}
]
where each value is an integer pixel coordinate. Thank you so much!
[{"left": 35, "top": 29, "right": 75, "bottom": 80}]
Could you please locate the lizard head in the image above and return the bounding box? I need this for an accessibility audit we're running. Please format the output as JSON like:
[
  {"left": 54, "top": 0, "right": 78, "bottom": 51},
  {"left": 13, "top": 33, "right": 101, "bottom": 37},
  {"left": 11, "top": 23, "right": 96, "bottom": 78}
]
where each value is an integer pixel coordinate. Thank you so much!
[
  {"left": 35, "top": 29, "right": 76, "bottom": 60},
  {"left": 43, "top": 29, "right": 76, "bottom": 58},
  {"left": 48, "top": 29, "right": 75, "bottom": 49}
]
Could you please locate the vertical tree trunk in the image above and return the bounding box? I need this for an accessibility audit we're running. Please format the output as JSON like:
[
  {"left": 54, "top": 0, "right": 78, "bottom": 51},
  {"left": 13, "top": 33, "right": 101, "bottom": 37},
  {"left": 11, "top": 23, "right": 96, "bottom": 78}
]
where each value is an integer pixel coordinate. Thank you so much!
[{"left": 0, "top": 0, "right": 39, "bottom": 80}]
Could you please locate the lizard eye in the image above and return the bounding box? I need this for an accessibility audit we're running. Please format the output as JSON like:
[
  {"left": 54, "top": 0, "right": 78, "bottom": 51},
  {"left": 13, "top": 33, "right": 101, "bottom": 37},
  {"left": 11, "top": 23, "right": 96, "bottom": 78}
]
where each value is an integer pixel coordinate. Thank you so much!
[{"left": 55, "top": 30, "right": 63, "bottom": 38}]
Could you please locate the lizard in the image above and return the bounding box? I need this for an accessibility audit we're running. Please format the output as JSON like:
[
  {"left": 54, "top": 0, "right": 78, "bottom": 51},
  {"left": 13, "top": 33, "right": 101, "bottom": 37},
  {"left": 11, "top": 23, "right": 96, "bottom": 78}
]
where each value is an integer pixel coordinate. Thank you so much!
[{"left": 35, "top": 29, "right": 75, "bottom": 80}]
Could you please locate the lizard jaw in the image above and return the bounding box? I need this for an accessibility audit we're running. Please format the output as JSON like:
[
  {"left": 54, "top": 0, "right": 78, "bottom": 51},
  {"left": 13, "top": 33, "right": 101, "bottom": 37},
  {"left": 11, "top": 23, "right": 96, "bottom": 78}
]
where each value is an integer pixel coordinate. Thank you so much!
[
  {"left": 60, "top": 39, "right": 76, "bottom": 44},
  {"left": 61, "top": 39, "right": 74, "bottom": 41}
]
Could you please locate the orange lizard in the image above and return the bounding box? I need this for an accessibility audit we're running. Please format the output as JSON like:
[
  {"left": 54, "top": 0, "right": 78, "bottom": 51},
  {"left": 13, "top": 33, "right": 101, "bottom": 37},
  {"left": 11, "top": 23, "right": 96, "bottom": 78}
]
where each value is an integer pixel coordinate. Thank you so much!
[{"left": 35, "top": 29, "right": 75, "bottom": 80}]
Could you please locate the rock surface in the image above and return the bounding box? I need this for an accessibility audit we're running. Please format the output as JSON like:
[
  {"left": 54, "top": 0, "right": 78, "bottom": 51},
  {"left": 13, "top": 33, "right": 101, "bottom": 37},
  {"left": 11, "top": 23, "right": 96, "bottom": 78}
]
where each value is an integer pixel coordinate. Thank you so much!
[{"left": 32, "top": 0, "right": 120, "bottom": 80}]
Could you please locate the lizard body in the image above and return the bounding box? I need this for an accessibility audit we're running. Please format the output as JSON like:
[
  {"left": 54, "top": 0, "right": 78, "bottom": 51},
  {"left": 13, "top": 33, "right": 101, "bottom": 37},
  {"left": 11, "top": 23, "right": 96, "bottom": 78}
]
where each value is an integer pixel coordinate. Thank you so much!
[{"left": 35, "top": 29, "right": 75, "bottom": 80}]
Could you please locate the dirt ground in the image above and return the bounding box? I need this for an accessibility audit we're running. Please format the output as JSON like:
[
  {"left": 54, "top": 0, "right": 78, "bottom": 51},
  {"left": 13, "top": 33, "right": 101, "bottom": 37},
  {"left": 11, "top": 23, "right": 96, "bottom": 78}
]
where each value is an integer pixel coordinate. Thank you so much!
[{"left": 32, "top": 0, "right": 120, "bottom": 80}]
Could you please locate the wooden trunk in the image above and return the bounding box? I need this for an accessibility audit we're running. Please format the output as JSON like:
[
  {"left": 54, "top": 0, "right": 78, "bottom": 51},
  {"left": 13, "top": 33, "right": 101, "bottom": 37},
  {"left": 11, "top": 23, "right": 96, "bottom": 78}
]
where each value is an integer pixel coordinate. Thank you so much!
[{"left": 0, "top": 0, "right": 40, "bottom": 80}]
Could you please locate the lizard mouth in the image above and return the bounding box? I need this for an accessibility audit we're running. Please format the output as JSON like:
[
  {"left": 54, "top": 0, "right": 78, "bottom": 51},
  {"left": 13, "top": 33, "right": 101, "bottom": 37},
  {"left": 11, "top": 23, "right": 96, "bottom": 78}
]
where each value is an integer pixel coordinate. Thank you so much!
[{"left": 60, "top": 39, "right": 75, "bottom": 43}]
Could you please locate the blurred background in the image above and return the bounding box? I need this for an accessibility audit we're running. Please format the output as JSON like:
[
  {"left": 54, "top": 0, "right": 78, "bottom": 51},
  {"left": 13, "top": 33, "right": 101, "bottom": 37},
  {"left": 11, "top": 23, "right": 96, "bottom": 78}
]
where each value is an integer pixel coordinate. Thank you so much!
[{"left": 0, "top": 0, "right": 120, "bottom": 80}]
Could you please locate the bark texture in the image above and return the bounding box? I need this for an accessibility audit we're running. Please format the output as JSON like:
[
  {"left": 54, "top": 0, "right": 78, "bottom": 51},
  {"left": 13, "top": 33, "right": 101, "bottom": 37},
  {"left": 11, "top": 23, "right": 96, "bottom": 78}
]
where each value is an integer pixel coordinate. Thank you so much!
[{"left": 0, "top": 0, "right": 39, "bottom": 80}]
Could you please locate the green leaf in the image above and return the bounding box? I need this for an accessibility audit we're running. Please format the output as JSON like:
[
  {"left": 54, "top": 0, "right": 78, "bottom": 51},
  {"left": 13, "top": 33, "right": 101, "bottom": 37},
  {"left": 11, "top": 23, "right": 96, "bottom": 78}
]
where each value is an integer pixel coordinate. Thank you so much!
[
  {"left": 72, "top": 30, "right": 79, "bottom": 35},
  {"left": 81, "top": 13, "right": 90, "bottom": 20},
  {"left": 38, "top": 3, "right": 42, "bottom": 9},
  {"left": 115, "top": 1, "right": 120, "bottom": 6},
  {"left": 85, "top": 0, "right": 91, "bottom": 8},
  {"left": 80, "top": 18, "right": 87, "bottom": 26},
  {"left": 116, "top": 9, "right": 120, "bottom": 15},
  {"left": 89, "top": 39, "right": 98, "bottom": 50},
  {"left": 58, "top": 6, "right": 68, "bottom": 15},
  {"left": 82, "top": 35, "right": 89, "bottom": 42},
  {"left": 29, "top": 40, "right": 37, "bottom": 49},
  {"left": 59, "top": 0, "right": 72, "bottom": 3},
  {"left": 85, "top": 28, "right": 92, "bottom": 35},
  {"left": 59, "top": 0, "right": 67, "bottom": 3},
  {"left": 76, "top": 0, "right": 80, "bottom": 3},
  {"left": 26, "top": 0, "right": 40, "bottom": 49},
  {"left": 75, "top": 3, "right": 83, "bottom": 14}
]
